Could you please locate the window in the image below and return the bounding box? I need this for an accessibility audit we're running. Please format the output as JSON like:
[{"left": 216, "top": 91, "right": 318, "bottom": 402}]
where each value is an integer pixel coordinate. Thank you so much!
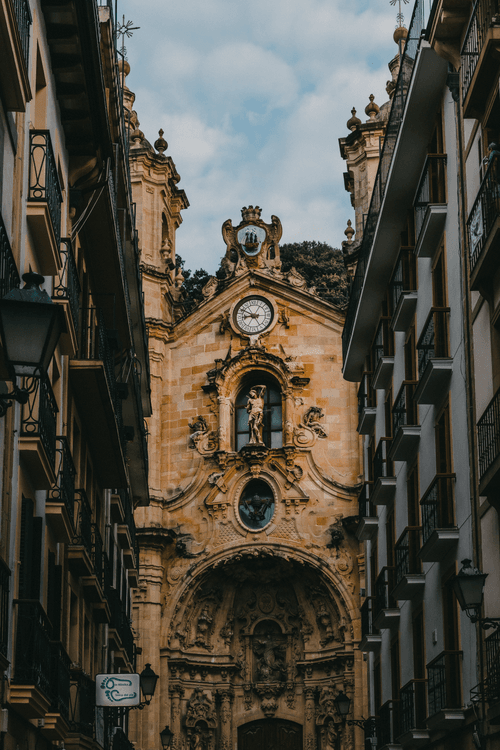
[{"left": 235, "top": 377, "right": 282, "bottom": 451}]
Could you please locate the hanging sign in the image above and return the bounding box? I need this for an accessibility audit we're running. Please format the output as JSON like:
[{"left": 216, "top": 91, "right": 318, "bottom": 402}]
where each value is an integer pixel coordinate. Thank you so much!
[{"left": 96, "top": 673, "right": 141, "bottom": 706}]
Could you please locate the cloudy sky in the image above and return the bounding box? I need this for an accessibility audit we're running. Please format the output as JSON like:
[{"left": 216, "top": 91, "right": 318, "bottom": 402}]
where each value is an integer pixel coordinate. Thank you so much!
[{"left": 118, "top": 0, "right": 404, "bottom": 275}]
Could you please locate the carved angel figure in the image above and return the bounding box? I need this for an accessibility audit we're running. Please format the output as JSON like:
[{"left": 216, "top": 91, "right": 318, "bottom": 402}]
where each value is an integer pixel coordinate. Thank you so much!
[
  {"left": 189, "top": 416, "right": 209, "bottom": 448},
  {"left": 302, "top": 406, "right": 328, "bottom": 438}
]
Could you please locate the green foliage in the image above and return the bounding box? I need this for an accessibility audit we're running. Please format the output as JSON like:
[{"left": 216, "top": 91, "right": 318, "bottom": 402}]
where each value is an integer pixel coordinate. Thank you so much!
[
  {"left": 280, "top": 241, "right": 349, "bottom": 309},
  {"left": 176, "top": 254, "right": 211, "bottom": 314}
]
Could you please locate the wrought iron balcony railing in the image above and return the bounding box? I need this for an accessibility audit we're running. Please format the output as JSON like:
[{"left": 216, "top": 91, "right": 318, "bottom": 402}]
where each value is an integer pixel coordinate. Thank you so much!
[
  {"left": 417, "top": 307, "right": 450, "bottom": 379},
  {"left": 13, "top": 600, "right": 51, "bottom": 700},
  {"left": 389, "top": 248, "right": 417, "bottom": 315},
  {"left": 372, "top": 317, "right": 393, "bottom": 372},
  {"left": 0, "top": 210, "right": 20, "bottom": 300},
  {"left": 420, "top": 474, "right": 456, "bottom": 545},
  {"left": 108, "top": 171, "right": 132, "bottom": 319},
  {"left": 12, "top": 0, "right": 32, "bottom": 66},
  {"left": 373, "top": 438, "right": 393, "bottom": 483},
  {"left": 392, "top": 381, "right": 418, "bottom": 437},
  {"left": 49, "top": 436, "right": 76, "bottom": 523},
  {"left": 414, "top": 155, "right": 447, "bottom": 242},
  {"left": 358, "top": 482, "right": 375, "bottom": 518},
  {"left": 486, "top": 628, "right": 500, "bottom": 704},
  {"left": 69, "top": 670, "right": 95, "bottom": 737},
  {"left": 358, "top": 372, "right": 375, "bottom": 414},
  {"left": 50, "top": 640, "right": 71, "bottom": 721},
  {"left": 92, "top": 523, "right": 104, "bottom": 587},
  {"left": 73, "top": 489, "right": 93, "bottom": 554},
  {"left": 478, "top": 385, "right": 500, "bottom": 478},
  {"left": 20, "top": 374, "right": 58, "bottom": 469},
  {"left": 53, "top": 238, "right": 81, "bottom": 330},
  {"left": 378, "top": 700, "right": 400, "bottom": 747},
  {"left": 108, "top": 586, "right": 135, "bottom": 665},
  {"left": 0, "top": 558, "right": 10, "bottom": 661},
  {"left": 120, "top": 488, "right": 138, "bottom": 562},
  {"left": 360, "top": 597, "right": 379, "bottom": 638},
  {"left": 461, "top": 0, "right": 500, "bottom": 104},
  {"left": 427, "top": 650, "right": 462, "bottom": 716},
  {"left": 373, "top": 566, "right": 397, "bottom": 621},
  {"left": 399, "top": 679, "right": 427, "bottom": 735},
  {"left": 28, "top": 130, "right": 63, "bottom": 249},
  {"left": 468, "top": 152, "right": 500, "bottom": 272},
  {"left": 395, "top": 527, "right": 422, "bottom": 584}
]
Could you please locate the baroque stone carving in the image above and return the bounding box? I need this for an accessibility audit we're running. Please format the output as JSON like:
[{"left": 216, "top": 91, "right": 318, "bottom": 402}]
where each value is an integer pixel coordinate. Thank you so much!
[
  {"left": 185, "top": 688, "right": 217, "bottom": 727},
  {"left": 189, "top": 416, "right": 218, "bottom": 455},
  {"left": 246, "top": 385, "right": 266, "bottom": 444},
  {"left": 302, "top": 406, "right": 328, "bottom": 438}
]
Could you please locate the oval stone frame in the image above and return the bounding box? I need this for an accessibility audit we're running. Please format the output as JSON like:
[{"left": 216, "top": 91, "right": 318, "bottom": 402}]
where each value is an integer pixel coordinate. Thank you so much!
[{"left": 234, "top": 476, "right": 278, "bottom": 533}]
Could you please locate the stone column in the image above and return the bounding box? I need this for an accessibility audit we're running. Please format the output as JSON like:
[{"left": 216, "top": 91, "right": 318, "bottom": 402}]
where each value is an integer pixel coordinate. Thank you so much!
[
  {"left": 217, "top": 688, "right": 234, "bottom": 750},
  {"left": 283, "top": 388, "right": 295, "bottom": 446},
  {"left": 304, "top": 687, "right": 317, "bottom": 750},
  {"left": 217, "top": 396, "right": 231, "bottom": 452},
  {"left": 169, "top": 685, "right": 184, "bottom": 750}
]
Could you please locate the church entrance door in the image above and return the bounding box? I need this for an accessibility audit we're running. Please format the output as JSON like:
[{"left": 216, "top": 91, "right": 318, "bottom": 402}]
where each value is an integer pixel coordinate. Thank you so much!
[{"left": 238, "top": 719, "right": 302, "bottom": 750}]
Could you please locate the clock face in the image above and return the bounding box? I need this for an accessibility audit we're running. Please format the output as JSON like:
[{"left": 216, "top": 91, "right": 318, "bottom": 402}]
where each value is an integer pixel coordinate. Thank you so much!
[{"left": 234, "top": 297, "right": 273, "bottom": 334}]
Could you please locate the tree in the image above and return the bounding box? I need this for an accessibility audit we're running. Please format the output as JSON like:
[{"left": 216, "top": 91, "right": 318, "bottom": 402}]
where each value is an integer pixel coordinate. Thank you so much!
[
  {"left": 280, "top": 241, "right": 349, "bottom": 309},
  {"left": 176, "top": 254, "right": 211, "bottom": 314}
]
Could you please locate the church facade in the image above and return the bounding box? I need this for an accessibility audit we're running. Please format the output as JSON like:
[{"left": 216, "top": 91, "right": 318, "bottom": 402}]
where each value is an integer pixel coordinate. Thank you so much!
[{"left": 126, "top": 105, "right": 364, "bottom": 750}]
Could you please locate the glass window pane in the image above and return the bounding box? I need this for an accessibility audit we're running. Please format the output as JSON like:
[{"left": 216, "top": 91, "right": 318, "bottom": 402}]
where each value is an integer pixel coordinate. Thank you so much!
[
  {"left": 237, "top": 407, "right": 249, "bottom": 431},
  {"left": 269, "top": 405, "right": 282, "bottom": 429},
  {"left": 271, "top": 431, "right": 283, "bottom": 449},
  {"left": 236, "top": 388, "right": 248, "bottom": 405},
  {"left": 237, "top": 433, "right": 248, "bottom": 451},
  {"left": 268, "top": 386, "right": 280, "bottom": 403}
]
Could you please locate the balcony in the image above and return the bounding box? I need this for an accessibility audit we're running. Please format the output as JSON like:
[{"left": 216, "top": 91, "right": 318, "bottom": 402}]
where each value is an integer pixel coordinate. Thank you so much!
[
  {"left": 477, "top": 385, "right": 500, "bottom": 496},
  {"left": 398, "top": 679, "right": 429, "bottom": 747},
  {"left": 378, "top": 700, "right": 401, "bottom": 750},
  {"left": 360, "top": 597, "right": 381, "bottom": 652},
  {"left": 390, "top": 249, "right": 417, "bottom": 333},
  {"left": 415, "top": 308, "right": 452, "bottom": 405},
  {"left": 27, "top": 130, "right": 63, "bottom": 275},
  {"left": 0, "top": 557, "right": 10, "bottom": 671},
  {"left": 121, "top": 363, "right": 149, "bottom": 506},
  {"left": 372, "top": 317, "right": 394, "bottom": 391},
  {"left": 19, "top": 375, "right": 58, "bottom": 489},
  {"left": 426, "top": 650, "right": 464, "bottom": 731},
  {"left": 419, "top": 474, "right": 458, "bottom": 562},
  {"left": 357, "top": 482, "right": 378, "bottom": 541},
  {"left": 0, "top": 0, "right": 32, "bottom": 110},
  {"left": 390, "top": 382, "right": 420, "bottom": 462},
  {"left": 392, "top": 527, "right": 425, "bottom": 601},
  {"left": 116, "top": 489, "right": 139, "bottom": 586},
  {"left": 371, "top": 438, "right": 396, "bottom": 506},
  {"left": 461, "top": 0, "right": 500, "bottom": 118},
  {"left": 69, "top": 670, "right": 95, "bottom": 738},
  {"left": 67, "top": 489, "right": 93, "bottom": 578},
  {"left": 10, "top": 600, "right": 52, "bottom": 718},
  {"left": 52, "top": 238, "right": 80, "bottom": 356},
  {"left": 0, "top": 207, "right": 21, "bottom": 380},
  {"left": 486, "top": 629, "right": 500, "bottom": 722},
  {"left": 81, "top": 525, "right": 109, "bottom": 623},
  {"left": 42, "top": 641, "right": 71, "bottom": 740},
  {"left": 358, "top": 371, "right": 377, "bottom": 435},
  {"left": 69, "top": 307, "right": 127, "bottom": 488},
  {"left": 414, "top": 155, "right": 447, "bottom": 258},
  {"left": 373, "top": 567, "right": 400, "bottom": 631},
  {"left": 468, "top": 152, "right": 500, "bottom": 292},
  {"left": 47, "top": 436, "right": 75, "bottom": 544},
  {"left": 108, "top": 587, "right": 135, "bottom": 668}
]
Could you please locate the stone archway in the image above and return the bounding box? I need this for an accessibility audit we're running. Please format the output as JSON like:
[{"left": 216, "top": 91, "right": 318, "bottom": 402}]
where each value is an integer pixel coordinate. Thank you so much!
[{"left": 238, "top": 718, "right": 302, "bottom": 750}]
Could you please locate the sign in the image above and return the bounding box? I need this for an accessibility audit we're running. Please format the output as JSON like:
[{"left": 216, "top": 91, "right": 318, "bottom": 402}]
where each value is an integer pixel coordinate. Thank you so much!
[{"left": 96, "top": 674, "right": 141, "bottom": 706}]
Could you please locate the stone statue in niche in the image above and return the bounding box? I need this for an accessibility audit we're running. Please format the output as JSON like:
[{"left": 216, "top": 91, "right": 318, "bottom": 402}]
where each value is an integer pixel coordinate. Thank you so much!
[
  {"left": 189, "top": 726, "right": 209, "bottom": 750},
  {"left": 253, "top": 622, "right": 286, "bottom": 683},
  {"left": 324, "top": 720, "right": 338, "bottom": 750},
  {"left": 315, "top": 601, "right": 336, "bottom": 646},
  {"left": 195, "top": 605, "right": 213, "bottom": 647},
  {"left": 246, "top": 385, "right": 266, "bottom": 444}
]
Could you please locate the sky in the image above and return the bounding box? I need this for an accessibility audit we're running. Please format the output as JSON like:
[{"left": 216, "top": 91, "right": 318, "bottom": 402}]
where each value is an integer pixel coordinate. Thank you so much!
[{"left": 118, "top": 0, "right": 405, "bottom": 276}]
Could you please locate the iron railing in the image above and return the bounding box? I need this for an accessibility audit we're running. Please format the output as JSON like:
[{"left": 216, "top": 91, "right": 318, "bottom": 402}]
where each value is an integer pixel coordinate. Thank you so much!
[
  {"left": 389, "top": 248, "right": 417, "bottom": 315},
  {"left": 0, "top": 209, "right": 20, "bottom": 299},
  {"left": 120, "top": 488, "right": 138, "bottom": 564},
  {"left": 395, "top": 526, "right": 422, "bottom": 584},
  {"left": 342, "top": 0, "right": 427, "bottom": 360},
  {"left": 486, "top": 628, "right": 500, "bottom": 703},
  {"left": 427, "top": 650, "right": 462, "bottom": 716},
  {"left": 53, "top": 238, "right": 81, "bottom": 330},
  {"left": 28, "top": 130, "right": 63, "bottom": 250},
  {"left": 372, "top": 317, "right": 393, "bottom": 372},
  {"left": 108, "top": 586, "right": 134, "bottom": 665},
  {"left": 417, "top": 308, "right": 450, "bottom": 379},
  {"left": 358, "top": 372, "right": 375, "bottom": 414},
  {"left": 49, "top": 436, "right": 76, "bottom": 523},
  {"left": 420, "top": 474, "right": 456, "bottom": 545},
  {"left": 414, "top": 155, "right": 447, "bottom": 241},
  {"left": 467, "top": 152, "right": 500, "bottom": 272},
  {"left": 360, "top": 597, "right": 379, "bottom": 639},
  {"left": 373, "top": 438, "right": 393, "bottom": 483},
  {"left": 13, "top": 600, "right": 51, "bottom": 700},
  {"left": 378, "top": 700, "right": 400, "bottom": 747},
  {"left": 70, "top": 670, "right": 95, "bottom": 737},
  {"left": 373, "top": 566, "right": 397, "bottom": 621},
  {"left": 131, "top": 364, "right": 149, "bottom": 480},
  {"left": 92, "top": 523, "right": 104, "bottom": 587},
  {"left": 399, "top": 679, "right": 427, "bottom": 735},
  {"left": 392, "top": 381, "right": 418, "bottom": 436},
  {"left": 477, "top": 384, "right": 500, "bottom": 478},
  {"left": 358, "top": 481, "right": 375, "bottom": 518},
  {"left": 461, "top": 0, "right": 500, "bottom": 104},
  {"left": 73, "top": 489, "right": 93, "bottom": 554},
  {"left": 20, "top": 375, "right": 58, "bottom": 469},
  {"left": 108, "top": 171, "right": 132, "bottom": 319},
  {"left": 50, "top": 641, "right": 71, "bottom": 721},
  {"left": 0, "top": 558, "right": 10, "bottom": 660},
  {"left": 12, "top": 0, "right": 32, "bottom": 66}
]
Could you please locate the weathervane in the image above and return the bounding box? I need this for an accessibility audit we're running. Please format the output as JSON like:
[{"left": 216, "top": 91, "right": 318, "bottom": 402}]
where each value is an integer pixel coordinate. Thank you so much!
[
  {"left": 116, "top": 15, "right": 140, "bottom": 60},
  {"left": 389, "top": 0, "right": 409, "bottom": 27}
]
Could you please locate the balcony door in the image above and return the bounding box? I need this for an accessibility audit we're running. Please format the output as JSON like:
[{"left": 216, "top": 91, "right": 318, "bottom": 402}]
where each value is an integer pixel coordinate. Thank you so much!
[{"left": 238, "top": 719, "right": 302, "bottom": 750}]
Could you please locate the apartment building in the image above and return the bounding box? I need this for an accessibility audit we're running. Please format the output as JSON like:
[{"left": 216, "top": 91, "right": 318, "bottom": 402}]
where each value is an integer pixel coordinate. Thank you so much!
[{"left": 0, "top": 4, "right": 150, "bottom": 750}]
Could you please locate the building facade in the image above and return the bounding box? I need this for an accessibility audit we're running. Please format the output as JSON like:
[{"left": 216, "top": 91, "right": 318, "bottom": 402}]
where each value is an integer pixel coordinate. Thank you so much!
[{"left": 0, "top": 4, "right": 150, "bottom": 750}]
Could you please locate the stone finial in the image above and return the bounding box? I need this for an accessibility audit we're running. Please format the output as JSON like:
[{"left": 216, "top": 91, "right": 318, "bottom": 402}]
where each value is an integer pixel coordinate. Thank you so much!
[
  {"left": 346, "top": 108, "right": 361, "bottom": 132},
  {"left": 117, "top": 58, "right": 131, "bottom": 78},
  {"left": 394, "top": 25, "right": 408, "bottom": 45},
  {"left": 365, "top": 94, "right": 380, "bottom": 121},
  {"left": 241, "top": 205, "right": 262, "bottom": 221},
  {"left": 344, "top": 219, "right": 355, "bottom": 243},
  {"left": 154, "top": 129, "right": 168, "bottom": 154}
]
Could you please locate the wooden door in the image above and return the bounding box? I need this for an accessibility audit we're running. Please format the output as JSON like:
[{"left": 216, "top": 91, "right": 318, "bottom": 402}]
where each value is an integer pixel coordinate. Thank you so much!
[{"left": 238, "top": 719, "right": 302, "bottom": 750}]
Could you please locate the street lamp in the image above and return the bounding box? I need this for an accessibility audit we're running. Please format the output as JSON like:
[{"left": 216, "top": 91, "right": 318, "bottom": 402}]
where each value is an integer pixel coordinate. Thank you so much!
[
  {"left": 333, "top": 691, "right": 351, "bottom": 718},
  {"left": 160, "top": 726, "right": 174, "bottom": 749},
  {"left": 140, "top": 663, "right": 159, "bottom": 705},
  {"left": 453, "top": 559, "right": 500, "bottom": 630},
  {"left": 333, "top": 690, "right": 376, "bottom": 734},
  {"left": 0, "top": 271, "right": 64, "bottom": 415}
]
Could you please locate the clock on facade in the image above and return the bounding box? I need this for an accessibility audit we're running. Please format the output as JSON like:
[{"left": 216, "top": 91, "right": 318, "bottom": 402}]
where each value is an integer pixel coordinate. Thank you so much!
[{"left": 234, "top": 296, "right": 273, "bottom": 334}]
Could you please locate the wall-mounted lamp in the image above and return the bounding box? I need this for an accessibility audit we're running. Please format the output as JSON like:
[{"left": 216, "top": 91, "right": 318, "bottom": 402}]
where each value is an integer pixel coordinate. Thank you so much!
[
  {"left": 333, "top": 691, "right": 376, "bottom": 733},
  {"left": 160, "top": 726, "right": 174, "bottom": 749},
  {"left": 452, "top": 559, "right": 500, "bottom": 630}
]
